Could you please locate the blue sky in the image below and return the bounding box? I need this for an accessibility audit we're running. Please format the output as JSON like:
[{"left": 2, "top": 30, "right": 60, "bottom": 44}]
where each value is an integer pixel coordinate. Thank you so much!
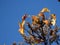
[{"left": 0, "top": 0, "right": 60, "bottom": 45}]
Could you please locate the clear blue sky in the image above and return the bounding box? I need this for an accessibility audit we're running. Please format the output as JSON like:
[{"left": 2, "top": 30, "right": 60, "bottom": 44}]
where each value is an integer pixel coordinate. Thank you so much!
[{"left": 0, "top": 0, "right": 60, "bottom": 45}]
